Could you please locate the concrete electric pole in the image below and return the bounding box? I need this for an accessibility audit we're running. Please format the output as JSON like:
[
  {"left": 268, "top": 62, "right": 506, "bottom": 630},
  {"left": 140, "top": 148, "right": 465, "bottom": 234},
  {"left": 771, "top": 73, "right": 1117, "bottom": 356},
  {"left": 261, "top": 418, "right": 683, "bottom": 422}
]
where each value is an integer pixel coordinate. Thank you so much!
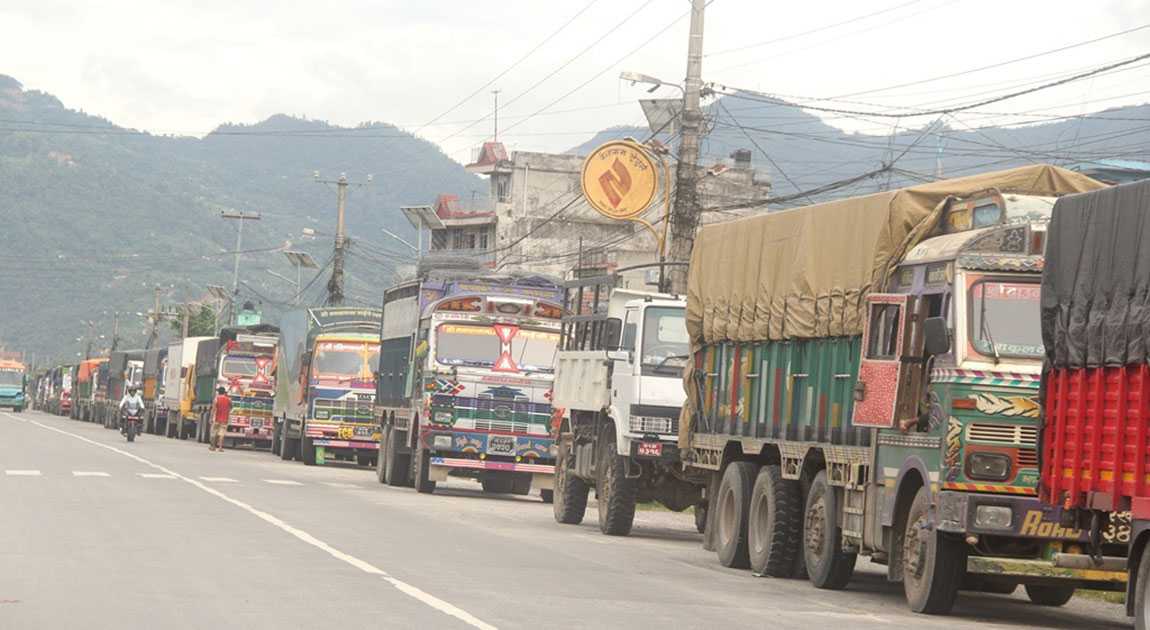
[
  {"left": 315, "top": 172, "right": 371, "bottom": 306},
  {"left": 667, "top": 0, "right": 707, "bottom": 294},
  {"left": 220, "top": 210, "right": 261, "bottom": 323}
]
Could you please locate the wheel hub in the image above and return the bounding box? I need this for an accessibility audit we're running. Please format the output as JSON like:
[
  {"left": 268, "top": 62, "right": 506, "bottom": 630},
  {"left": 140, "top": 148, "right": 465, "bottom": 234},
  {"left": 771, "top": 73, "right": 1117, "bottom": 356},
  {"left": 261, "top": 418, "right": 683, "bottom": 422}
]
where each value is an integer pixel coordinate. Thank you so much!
[
  {"left": 905, "top": 516, "right": 928, "bottom": 579},
  {"left": 805, "top": 502, "right": 825, "bottom": 554}
]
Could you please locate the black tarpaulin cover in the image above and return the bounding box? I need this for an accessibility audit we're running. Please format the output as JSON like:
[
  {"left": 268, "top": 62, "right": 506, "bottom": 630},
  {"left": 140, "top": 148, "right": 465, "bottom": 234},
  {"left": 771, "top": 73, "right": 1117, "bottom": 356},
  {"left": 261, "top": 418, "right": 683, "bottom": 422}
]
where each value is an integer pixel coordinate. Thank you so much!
[{"left": 1042, "top": 179, "right": 1150, "bottom": 368}]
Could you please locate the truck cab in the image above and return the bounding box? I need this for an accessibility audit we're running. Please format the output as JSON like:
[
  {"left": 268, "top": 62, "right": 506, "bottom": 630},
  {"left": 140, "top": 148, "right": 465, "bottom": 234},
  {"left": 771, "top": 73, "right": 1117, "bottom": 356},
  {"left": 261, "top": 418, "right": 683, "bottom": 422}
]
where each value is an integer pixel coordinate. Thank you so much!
[
  {"left": 0, "top": 360, "right": 27, "bottom": 412},
  {"left": 553, "top": 279, "right": 704, "bottom": 536}
]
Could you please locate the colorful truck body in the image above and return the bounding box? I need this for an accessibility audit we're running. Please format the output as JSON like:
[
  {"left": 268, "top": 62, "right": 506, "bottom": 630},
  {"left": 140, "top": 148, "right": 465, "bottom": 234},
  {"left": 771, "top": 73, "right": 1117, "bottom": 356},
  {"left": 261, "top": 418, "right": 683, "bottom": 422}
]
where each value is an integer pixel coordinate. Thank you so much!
[
  {"left": 196, "top": 326, "right": 279, "bottom": 448},
  {"left": 0, "top": 359, "right": 27, "bottom": 412},
  {"left": 681, "top": 165, "right": 1114, "bottom": 613},
  {"left": 375, "top": 271, "right": 562, "bottom": 498},
  {"left": 1038, "top": 179, "right": 1150, "bottom": 626},
  {"left": 275, "top": 307, "right": 382, "bottom": 466}
]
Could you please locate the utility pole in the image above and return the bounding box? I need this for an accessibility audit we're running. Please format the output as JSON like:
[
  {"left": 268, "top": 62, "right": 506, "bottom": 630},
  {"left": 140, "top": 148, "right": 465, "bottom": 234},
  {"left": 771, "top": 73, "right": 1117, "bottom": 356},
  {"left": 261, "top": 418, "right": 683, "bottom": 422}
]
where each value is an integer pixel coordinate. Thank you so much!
[
  {"left": 220, "top": 210, "right": 261, "bottom": 324},
  {"left": 83, "top": 320, "right": 96, "bottom": 359},
  {"left": 315, "top": 172, "right": 371, "bottom": 306},
  {"left": 110, "top": 312, "right": 120, "bottom": 353},
  {"left": 181, "top": 305, "right": 191, "bottom": 339},
  {"left": 667, "top": 0, "right": 707, "bottom": 294},
  {"left": 146, "top": 286, "right": 162, "bottom": 349}
]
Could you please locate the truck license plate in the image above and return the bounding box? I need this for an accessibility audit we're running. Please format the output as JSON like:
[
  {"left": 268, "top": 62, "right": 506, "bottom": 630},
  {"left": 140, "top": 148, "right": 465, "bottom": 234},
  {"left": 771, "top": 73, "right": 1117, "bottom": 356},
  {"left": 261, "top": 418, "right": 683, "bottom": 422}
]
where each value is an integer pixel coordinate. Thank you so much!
[
  {"left": 637, "top": 442, "right": 663, "bottom": 457},
  {"left": 251, "top": 418, "right": 263, "bottom": 429},
  {"left": 487, "top": 436, "right": 516, "bottom": 455}
]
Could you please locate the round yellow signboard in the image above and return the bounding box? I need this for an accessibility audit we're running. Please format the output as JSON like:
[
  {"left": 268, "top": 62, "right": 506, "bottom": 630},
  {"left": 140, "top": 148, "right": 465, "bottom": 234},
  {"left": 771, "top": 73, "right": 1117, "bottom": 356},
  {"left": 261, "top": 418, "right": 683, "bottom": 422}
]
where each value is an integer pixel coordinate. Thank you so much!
[{"left": 580, "top": 140, "right": 658, "bottom": 220}]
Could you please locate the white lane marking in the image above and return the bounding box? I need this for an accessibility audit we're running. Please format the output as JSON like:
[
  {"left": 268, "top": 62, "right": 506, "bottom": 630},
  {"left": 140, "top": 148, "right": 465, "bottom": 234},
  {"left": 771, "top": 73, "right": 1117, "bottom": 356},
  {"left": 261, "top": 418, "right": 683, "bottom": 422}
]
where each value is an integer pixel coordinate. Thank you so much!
[
  {"left": 5, "top": 469, "right": 41, "bottom": 476},
  {"left": 73, "top": 471, "right": 111, "bottom": 477},
  {"left": 4, "top": 412, "right": 496, "bottom": 630},
  {"left": 139, "top": 473, "right": 176, "bottom": 479},
  {"left": 263, "top": 479, "right": 303, "bottom": 486},
  {"left": 324, "top": 482, "right": 361, "bottom": 489},
  {"left": 199, "top": 476, "right": 238, "bottom": 483}
]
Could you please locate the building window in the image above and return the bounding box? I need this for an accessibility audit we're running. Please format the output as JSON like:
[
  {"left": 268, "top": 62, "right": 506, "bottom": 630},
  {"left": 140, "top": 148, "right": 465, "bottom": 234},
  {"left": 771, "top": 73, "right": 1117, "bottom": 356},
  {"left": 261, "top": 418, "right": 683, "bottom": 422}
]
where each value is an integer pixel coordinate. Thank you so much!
[
  {"left": 452, "top": 230, "right": 465, "bottom": 250},
  {"left": 478, "top": 230, "right": 489, "bottom": 250},
  {"left": 495, "top": 174, "right": 510, "bottom": 203}
]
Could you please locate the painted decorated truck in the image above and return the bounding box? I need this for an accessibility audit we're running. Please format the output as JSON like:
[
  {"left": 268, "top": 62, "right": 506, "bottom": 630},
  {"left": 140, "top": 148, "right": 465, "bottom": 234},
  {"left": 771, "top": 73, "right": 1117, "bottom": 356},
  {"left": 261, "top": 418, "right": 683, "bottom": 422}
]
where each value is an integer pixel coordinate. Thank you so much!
[
  {"left": 275, "top": 307, "right": 382, "bottom": 467},
  {"left": 680, "top": 165, "right": 1117, "bottom": 614},
  {"left": 374, "top": 271, "right": 562, "bottom": 499},
  {"left": 1038, "top": 179, "right": 1150, "bottom": 627},
  {"left": 193, "top": 326, "right": 278, "bottom": 449},
  {"left": 0, "top": 358, "right": 27, "bottom": 412},
  {"left": 551, "top": 278, "right": 706, "bottom": 535}
]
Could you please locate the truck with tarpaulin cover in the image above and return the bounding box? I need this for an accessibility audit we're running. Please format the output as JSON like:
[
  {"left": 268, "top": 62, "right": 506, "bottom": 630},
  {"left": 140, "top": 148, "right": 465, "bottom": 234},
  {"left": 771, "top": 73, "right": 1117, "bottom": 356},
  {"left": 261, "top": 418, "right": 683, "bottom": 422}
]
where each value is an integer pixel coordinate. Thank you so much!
[
  {"left": 551, "top": 277, "right": 707, "bottom": 535},
  {"left": 0, "top": 357, "right": 27, "bottom": 412},
  {"left": 142, "top": 348, "right": 167, "bottom": 434},
  {"left": 161, "top": 336, "right": 215, "bottom": 439},
  {"left": 275, "top": 307, "right": 381, "bottom": 466},
  {"left": 102, "top": 350, "right": 145, "bottom": 430},
  {"left": 680, "top": 165, "right": 1119, "bottom": 614},
  {"left": 374, "top": 271, "right": 562, "bottom": 499},
  {"left": 192, "top": 326, "right": 279, "bottom": 449},
  {"left": 191, "top": 337, "right": 222, "bottom": 444},
  {"left": 74, "top": 358, "right": 106, "bottom": 421},
  {"left": 1038, "top": 179, "right": 1150, "bottom": 627}
]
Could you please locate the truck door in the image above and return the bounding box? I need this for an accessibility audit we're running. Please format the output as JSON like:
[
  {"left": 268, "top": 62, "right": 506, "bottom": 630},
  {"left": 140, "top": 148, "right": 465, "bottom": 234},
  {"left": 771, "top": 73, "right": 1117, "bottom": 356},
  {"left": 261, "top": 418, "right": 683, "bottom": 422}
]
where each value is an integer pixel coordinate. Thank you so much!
[{"left": 854, "top": 294, "right": 915, "bottom": 428}]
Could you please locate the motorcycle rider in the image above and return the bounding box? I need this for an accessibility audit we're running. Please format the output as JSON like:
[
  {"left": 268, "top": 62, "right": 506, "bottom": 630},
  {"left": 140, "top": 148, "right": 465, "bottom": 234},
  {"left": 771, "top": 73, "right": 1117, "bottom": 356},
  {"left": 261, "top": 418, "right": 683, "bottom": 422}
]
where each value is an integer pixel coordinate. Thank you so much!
[{"left": 119, "top": 386, "right": 145, "bottom": 436}]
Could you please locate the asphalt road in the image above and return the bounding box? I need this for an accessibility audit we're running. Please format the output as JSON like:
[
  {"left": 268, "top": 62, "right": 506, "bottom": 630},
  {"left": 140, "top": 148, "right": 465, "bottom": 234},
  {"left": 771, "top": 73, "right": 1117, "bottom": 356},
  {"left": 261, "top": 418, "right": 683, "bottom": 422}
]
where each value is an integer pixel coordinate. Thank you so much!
[{"left": 0, "top": 409, "right": 1134, "bottom": 629}]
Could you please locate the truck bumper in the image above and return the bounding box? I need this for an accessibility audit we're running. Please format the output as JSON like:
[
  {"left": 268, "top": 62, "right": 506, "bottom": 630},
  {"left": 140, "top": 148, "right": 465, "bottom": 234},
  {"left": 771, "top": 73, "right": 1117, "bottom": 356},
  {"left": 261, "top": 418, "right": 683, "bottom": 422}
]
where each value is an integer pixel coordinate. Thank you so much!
[
  {"left": 311, "top": 439, "right": 377, "bottom": 450},
  {"left": 966, "top": 555, "right": 1127, "bottom": 588},
  {"left": 428, "top": 457, "right": 554, "bottom": 487}
]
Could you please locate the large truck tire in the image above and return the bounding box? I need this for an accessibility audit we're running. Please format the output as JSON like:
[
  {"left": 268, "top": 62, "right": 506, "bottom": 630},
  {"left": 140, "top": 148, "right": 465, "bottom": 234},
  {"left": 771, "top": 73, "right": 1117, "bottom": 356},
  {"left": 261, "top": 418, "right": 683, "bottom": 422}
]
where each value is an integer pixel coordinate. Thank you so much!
[
  {"left": 803, "top": 470, "right": 857, "bottom": 590},
  {"left": 1135, "top": 541, "right": 1150, "bottom": 630},
  {"left": 413, "top": 442, "right": 436, "bottom": 494},
  {"left": 553, "top": 438, "right": 588, "bottom": 524},
  {"left": 380, "top": 428, "right": 411, "bottom": 487},
  {"left": 902, "top": 485, "right": 963, "bottom": 614},
  {"left": 596, "top": 434, "right": 637, "bottom": 536},
  {"left": 300, "top": 436, "right": 317, "bottom": 466},
  {"left": 540, "top": 489, "right": 554, "bottom": 503},
  {"left": 356, "top": 453, "right": 375, "bottom": 468},
  {"left": 481, "top": 474, "right": 514, "bottom": 494},
  {"left": 511, "top": 473, "right": 532, "bottom": 496},
  {"left": 748, "top": 464, "right": 801, "bottom": 577},
  {"left": 716, "top": 460, "right": 758, "bottom": 568},
  {"left": 1024, "top": 584, "right": 1074, "bottom": 607}
]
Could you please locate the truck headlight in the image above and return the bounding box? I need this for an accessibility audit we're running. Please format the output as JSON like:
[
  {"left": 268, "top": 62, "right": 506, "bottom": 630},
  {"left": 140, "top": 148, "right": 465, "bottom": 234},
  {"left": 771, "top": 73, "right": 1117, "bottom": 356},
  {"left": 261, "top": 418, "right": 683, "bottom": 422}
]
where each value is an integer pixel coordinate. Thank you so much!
[
  {"left": 966, "top": 452, "right": 1012, "bottom": 481},
  {"left": 974, "top": 505, "right": 1013, "bottom": 530},
  {"left": 433, "top": 434, "right": 453, "bottom": 450}
]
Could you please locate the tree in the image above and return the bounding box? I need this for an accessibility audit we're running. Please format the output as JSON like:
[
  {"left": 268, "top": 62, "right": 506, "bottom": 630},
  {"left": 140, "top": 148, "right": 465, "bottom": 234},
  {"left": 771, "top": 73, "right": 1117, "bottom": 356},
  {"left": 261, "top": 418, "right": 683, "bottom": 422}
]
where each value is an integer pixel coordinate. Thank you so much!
[{"left": 169, "top": 305, "right": 217, "bottom": 337}]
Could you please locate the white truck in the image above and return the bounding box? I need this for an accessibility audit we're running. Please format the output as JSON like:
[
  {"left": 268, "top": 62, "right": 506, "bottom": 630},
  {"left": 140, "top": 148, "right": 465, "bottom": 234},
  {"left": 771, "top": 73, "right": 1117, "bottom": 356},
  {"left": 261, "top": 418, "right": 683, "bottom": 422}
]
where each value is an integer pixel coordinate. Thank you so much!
[{"left": 551, "top": 276, "right": 706, "bottom": 536}]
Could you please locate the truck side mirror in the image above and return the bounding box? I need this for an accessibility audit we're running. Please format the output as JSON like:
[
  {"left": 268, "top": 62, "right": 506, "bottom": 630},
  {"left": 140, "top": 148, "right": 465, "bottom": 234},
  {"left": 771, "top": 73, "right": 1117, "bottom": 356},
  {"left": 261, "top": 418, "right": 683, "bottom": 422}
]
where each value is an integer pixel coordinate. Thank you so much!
[
  {"left": 602, "top": 317, "right": 622, "bottom": 351},
  {"left": 923, "top": 316, "right": 950, "bottom": 356}
]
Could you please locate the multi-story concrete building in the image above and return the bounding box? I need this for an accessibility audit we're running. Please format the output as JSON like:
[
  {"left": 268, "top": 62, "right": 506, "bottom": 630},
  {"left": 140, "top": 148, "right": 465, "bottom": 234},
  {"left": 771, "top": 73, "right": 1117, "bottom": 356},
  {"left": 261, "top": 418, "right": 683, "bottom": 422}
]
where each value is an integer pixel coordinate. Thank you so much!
[{"left": 404, "top": 141, "right": 771, "bottom": 287}]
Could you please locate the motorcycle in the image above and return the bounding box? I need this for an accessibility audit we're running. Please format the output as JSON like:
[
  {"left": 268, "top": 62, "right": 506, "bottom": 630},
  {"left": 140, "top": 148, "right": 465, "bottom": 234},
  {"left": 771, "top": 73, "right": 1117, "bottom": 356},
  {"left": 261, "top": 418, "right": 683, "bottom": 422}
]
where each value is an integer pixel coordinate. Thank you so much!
[{"left": 122, "top": 407, "right": 143, "bottom": 442}]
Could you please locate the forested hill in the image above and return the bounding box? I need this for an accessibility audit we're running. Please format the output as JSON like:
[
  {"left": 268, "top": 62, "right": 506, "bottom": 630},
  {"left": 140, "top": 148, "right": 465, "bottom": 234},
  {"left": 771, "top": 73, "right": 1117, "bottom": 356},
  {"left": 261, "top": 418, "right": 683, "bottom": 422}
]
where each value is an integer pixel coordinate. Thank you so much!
[{"left": 0, "top": 74, "right": 481, "bottom": 362}]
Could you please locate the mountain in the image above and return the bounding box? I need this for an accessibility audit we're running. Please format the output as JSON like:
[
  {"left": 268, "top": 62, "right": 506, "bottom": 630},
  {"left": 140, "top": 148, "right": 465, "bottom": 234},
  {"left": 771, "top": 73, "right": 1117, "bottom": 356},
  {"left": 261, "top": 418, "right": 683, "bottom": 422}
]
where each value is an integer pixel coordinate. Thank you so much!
[
  {"left": 573, "top": 94, "right": 1150, "bottom": 205},
  {"left": 0, "top": 75, "right": 482, "bottom": 363}
]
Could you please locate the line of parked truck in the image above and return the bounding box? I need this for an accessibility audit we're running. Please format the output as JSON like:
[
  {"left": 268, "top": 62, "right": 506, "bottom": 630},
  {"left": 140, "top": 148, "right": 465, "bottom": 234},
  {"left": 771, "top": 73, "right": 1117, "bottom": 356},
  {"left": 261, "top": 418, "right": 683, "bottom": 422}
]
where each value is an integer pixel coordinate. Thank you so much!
[{"left": 26, "top": 163, "right": 1150, "bottom": 626}]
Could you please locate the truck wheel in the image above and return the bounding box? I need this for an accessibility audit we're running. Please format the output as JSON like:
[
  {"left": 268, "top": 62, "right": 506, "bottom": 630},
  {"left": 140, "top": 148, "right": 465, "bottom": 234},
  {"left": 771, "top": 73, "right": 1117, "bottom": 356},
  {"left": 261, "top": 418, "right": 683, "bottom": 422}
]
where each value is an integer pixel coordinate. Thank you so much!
[
  {"left": 271, "top": 424, "right": 282, "bottom": 456},
  {"left": 748, "top": 464, "right": 801, "bottom": 577},
  {"left": 803, "top": 470, "right": 857, "bottom": 590},
  {"left": 414, "top": 442, "right": 436, "bottom": 494},
  {"left": 1024, "top": 584, "right": 1074, "bottom": 606},
  {"left": 902, "top": 485, "right": 963, "bottom": 613},
  {"left": 300, "top": 436, "right": 317, "bottom": 466},
  {"left": 1136, "top": 541, "right": 1150, "bottom": 630},
  {"left": 383, "top": 428, "right": 411, "bottom": 487},
  {"left": 716, "top": 461, "right": 758, "bottom": 568},
  {"left": 540, "top": 489, "right": 554, "bottom": 504},
  {"left": 511, "top": 473, "right": 532, "bottom": 496},
  {"left": 481, "top": 475, "right": 514, "bottom": 494},
  {"left": 553, "top": 438, "right": 588, "bottom": 524},
  {"left": 356, "top": 454, "right": 374, "bottom": 468},
  {"left": 596, "top": 434, "right": 637, "bottom": 536}
]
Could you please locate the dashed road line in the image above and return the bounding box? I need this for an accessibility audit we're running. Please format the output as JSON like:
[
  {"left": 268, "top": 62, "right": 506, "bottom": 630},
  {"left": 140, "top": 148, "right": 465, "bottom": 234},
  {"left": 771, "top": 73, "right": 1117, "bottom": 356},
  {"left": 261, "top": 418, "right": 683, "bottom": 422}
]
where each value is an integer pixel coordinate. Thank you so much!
[
  {"left": 139, "top": 473, "right": 176, "bottom": 479},
  {"left": 2, "top": 412, "right": 497, "bottom": 630},
  {"left": 72, "top": 471, "right": 110, "bottom": 477},
  {"left": 5, "top": 470, "right": 41, "bottom": 476},
  {"left": 199, "top": 476, "right": 238, "bottom": 483},
  {"left": 323, "top": 482, "right": 362, "bottom": 489},
  {"left": 263, "top": 479, "right": 304, "bottom": 486}
]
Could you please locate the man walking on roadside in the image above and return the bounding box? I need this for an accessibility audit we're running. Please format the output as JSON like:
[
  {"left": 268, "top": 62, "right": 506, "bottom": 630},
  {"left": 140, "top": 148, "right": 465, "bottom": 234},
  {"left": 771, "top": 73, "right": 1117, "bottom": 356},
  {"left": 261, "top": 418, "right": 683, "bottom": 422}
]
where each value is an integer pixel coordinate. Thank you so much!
[{"left": 210, "top": 386, "right": 230, "bottom": 452}]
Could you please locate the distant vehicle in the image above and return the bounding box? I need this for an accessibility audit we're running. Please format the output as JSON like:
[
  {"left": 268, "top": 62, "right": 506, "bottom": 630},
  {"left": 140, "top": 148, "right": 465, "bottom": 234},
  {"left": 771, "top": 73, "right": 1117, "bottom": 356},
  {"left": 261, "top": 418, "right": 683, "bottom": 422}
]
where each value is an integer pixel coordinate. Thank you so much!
[
  {"left": 0, "top": 358, "right": 27, "bottom": 412},
  {"left": 74, "top": 358, "right": 107, "bottom": 422},
  {"left": 192, "top": 326, "right": 279, "bottom": 449},
  {"left": 552, "top": 280, "right": 706, "bottom": 535},
  {"left": 374, "top": 271, "right": 562, "bottom": 499},
  {"left": 160, "top": 336, "right": 215, "bottom": 439},
  {"left": 142, "top": 347, "right": 167, "bottom": 434},
  {"left": 100, "top": 350, "right": 145, "bottom": 431},
  {"left": 275, "top": 307, "right": 382, "bottom": 467}
]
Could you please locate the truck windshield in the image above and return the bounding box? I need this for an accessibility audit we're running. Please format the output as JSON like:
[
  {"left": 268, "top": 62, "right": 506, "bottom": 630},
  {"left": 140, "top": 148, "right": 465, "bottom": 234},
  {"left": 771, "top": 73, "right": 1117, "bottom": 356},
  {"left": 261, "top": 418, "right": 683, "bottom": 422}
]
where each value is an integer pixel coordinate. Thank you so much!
[
  {"left": 314, "top": 342, "right": 379, "bottom": 377},
  {"left": 642, "top": 307, "right": 690, "bottom": 375},
  {"left": 221, "top": 356, "right": 258, "bottom": 377},
  {"left": 435, "top": 324, "right": 559, "bottom": 373},
  {"left": 969, "top": 279, "right": 1043, "bottom": 359},
  {"left": 0, "top": 370, "right": 22, "bottom": 386}
]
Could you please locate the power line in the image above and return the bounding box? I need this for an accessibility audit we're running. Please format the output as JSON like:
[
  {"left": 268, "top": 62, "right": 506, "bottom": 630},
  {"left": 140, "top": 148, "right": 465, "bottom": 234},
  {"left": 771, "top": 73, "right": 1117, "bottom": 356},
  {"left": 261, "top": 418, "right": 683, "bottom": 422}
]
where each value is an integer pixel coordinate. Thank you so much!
[{"left": 716, "top": 100, "right": 812, "bottom": 202}]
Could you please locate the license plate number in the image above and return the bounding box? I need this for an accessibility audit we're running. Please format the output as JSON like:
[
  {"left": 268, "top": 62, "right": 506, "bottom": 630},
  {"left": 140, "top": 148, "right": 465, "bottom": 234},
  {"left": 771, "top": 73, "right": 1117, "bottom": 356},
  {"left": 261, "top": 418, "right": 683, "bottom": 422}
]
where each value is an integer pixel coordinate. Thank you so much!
[
  {"left": 637, "top": 442, "right": 663, "bottom": 457},
  {"left": 354, "top": 425, "right": 374, "bottom": 438},
  {"left": 251, "top": 418, "right": 263, "bottom": 429},
  {"left": 488, "top": 436, "right": 516, "bottom": 455}
]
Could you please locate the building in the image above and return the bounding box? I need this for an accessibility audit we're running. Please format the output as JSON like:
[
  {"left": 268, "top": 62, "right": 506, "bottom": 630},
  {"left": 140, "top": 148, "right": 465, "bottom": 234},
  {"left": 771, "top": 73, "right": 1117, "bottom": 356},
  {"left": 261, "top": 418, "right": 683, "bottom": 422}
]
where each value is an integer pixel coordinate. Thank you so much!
[
  {"left": 404, "top": 141, "right": 771, "bottom": 288},
  {"left": 1071, "top": 159, "right": 1150, "bottom": 185}
]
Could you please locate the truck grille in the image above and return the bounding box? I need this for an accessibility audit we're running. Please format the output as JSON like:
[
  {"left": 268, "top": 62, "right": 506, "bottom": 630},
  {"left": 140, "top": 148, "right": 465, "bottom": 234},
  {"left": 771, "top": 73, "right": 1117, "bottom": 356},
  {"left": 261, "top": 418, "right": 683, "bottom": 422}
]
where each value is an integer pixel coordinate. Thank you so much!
[
  {"left": 314, "top": 398, "right": 375, "bottom": 421},
  {"left": 1017, "top": 448, "right": 1039, "bottom": 468},
  {"left": 473, "top": 418, "right": 533, "bottom": 434},
  {"left": 965, "top": 422, "right": 1038, "bottom": 448},
  {"left": 630, "top": 416, "right": 678, "bottom": 435}
]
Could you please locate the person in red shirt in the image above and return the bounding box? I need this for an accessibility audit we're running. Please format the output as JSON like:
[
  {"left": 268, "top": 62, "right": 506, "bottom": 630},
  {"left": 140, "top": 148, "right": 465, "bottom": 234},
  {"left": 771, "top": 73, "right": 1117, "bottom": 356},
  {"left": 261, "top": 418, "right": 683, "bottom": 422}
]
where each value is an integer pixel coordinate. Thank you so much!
[{"left": 210, "top": 386, "right": 231, "bottom": 452}]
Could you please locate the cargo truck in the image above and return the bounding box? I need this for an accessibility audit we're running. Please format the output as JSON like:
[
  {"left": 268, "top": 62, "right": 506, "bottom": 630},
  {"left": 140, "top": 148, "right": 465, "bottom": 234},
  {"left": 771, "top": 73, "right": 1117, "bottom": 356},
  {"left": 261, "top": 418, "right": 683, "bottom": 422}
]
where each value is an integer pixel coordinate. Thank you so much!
[
  {"left": 74, "top": 358, "right": 106, "bottom": 421},
  {"left": 0, "top": 359, "right": 27, "bottom": 412},
  {"left": 680, "top": 165, "right": 1116, "bottom": 614},
  {"left": 1038, "top": 179, "right": 1150, "bottom": 627},
  {"left": 374, "top": 271, "right": 562, "bottom": 498},
  {"left": 142, "top": 348, "right": 167, "bottom": 434},
  {"left": 551, "top": 276, "right": 706, "bottom": 535},
  {"left": 275, "top": 307, "right": 381, "bottom": 466},
  {"left": 102, "top": 350, "right": 145, "bottom": 430},
  {"left": 191, "top": 326, "right": 278, "bottom": 449},
  {"left": 161, "top": 336, "right": 215, "bottom": 439}
]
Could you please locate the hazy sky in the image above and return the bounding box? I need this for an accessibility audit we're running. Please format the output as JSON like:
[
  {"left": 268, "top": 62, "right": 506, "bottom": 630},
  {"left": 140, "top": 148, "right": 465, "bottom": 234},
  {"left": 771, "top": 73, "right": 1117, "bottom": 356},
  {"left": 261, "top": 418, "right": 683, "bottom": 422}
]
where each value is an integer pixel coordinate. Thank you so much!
[{"left": 3, "top": 0, "right": 1148, "bottom": 163}]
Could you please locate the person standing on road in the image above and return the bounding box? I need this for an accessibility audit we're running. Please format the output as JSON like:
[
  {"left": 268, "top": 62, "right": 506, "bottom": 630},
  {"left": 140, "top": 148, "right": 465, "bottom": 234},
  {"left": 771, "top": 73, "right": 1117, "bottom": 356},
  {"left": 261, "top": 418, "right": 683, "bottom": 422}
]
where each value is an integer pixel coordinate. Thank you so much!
[{"left": 210, "top": 386, "right": 230, "bottom": 452}]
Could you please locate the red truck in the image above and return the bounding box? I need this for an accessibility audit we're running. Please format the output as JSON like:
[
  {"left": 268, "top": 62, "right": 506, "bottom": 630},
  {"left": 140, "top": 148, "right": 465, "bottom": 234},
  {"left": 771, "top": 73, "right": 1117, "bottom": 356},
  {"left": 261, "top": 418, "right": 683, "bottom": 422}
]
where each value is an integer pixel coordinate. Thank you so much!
[{"left": 1039, "top": 179, "right": 1150, "bottom": 627}]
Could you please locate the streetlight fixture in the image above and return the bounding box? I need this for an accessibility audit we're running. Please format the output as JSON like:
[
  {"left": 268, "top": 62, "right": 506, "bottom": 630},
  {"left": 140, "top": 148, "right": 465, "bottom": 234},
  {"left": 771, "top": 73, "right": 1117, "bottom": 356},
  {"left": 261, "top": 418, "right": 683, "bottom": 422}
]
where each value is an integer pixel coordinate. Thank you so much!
[{"left": 283, "top": 250, "right": 318, "bottom": 305}]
